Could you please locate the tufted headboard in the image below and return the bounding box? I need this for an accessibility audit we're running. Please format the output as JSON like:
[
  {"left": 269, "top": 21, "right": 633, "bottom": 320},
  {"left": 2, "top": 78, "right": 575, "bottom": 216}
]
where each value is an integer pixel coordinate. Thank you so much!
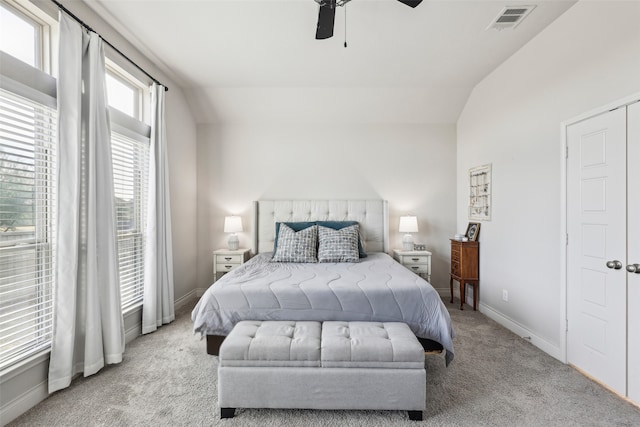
[{"left": 254, "top": 200, "right": 389, "bottom": 255}]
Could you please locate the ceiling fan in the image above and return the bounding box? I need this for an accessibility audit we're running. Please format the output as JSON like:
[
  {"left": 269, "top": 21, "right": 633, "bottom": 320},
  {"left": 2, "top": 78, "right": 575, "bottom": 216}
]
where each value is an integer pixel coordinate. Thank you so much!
[{"left": 314, "top": 0, "right": 423, "bottom": 40}]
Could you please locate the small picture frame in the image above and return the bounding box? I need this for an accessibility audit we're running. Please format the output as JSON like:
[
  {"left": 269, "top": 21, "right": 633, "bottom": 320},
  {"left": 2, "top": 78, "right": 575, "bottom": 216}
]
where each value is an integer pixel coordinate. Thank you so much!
[
  {"left": 413, "top": 243, "right": 426, "bottom": 251},
  {"left": 465, "top": 222, "right": 481, "bottom": 241}
]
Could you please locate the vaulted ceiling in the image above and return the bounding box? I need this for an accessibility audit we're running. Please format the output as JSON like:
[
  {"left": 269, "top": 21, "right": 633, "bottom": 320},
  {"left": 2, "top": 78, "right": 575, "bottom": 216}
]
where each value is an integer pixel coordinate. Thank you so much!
[{"left": 86, "top": 0, "right": 576, "bottom": 124}]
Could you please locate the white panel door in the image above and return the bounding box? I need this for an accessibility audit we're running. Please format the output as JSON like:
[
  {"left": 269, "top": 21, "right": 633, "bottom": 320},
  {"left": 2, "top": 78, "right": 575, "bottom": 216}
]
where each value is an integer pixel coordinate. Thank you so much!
[
  {"left": 567, "top": 108, "right": 627, "bottom": 395},
  {"left": 628, "top": 101, "right": 640, "bottom": 404}
]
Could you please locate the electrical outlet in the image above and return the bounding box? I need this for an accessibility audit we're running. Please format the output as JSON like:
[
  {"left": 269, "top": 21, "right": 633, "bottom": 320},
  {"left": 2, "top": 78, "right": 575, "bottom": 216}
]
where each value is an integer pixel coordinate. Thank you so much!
[{"left": 502, "top": 290, "right": 509, "bottom": 302}]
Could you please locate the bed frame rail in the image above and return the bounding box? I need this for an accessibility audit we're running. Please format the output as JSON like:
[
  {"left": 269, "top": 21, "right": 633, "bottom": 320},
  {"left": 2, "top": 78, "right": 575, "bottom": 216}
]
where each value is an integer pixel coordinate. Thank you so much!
[{"left": 206, "top": 334, "right": 443, "bottom": 356}]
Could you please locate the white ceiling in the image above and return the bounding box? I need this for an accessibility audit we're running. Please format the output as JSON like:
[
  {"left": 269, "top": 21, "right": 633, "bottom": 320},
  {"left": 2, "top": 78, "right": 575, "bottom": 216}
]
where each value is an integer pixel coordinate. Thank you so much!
[{"left": 86, "top": 0, "right": 576, "bottom": 124}]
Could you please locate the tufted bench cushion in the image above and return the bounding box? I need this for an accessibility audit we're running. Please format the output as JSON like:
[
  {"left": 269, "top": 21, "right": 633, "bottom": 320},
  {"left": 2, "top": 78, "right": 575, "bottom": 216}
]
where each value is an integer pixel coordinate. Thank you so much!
[
  {"left": 321, "top": 321, "right": 425, "bottom": 369},
  {"left": 219, "top": 320, "right": 321, "bottom": 368},
  {"left": 218, "top": 320, "right": 426, "bottom": 421}
]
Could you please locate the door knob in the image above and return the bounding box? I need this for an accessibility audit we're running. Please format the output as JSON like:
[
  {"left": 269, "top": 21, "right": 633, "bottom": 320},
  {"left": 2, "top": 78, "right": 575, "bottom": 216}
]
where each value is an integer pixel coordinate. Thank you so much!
[
  {"left": 606, "top": 260, "right": 623, "bottom": 270},
  {"left": 626, "top": 264, "right": 640, "bottom": 274}
]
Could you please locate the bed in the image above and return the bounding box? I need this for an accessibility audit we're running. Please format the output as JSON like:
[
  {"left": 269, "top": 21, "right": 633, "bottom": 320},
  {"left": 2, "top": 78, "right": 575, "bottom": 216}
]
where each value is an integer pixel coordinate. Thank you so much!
[{"left": 191, "top": 200, "right": 455, "bottom": 365}]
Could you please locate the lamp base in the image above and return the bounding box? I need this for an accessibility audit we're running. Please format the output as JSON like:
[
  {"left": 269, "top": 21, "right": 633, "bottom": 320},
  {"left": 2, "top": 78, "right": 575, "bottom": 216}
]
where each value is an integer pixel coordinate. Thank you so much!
[
  {"left": 402, "top": 234, "right": 414, "bottom": 251},
  {"left": 228, "top": 234, "right": 239, "bottom": 250}
]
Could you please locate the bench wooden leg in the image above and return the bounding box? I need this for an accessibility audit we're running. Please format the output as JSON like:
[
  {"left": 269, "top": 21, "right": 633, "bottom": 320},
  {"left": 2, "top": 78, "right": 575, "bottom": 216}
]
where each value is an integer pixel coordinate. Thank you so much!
[
  {"left": 408, "top": 410, "right": 423, "bottom": 421},
  {"left": 220, "top": 408, "right": 235, "bottom": 419}
]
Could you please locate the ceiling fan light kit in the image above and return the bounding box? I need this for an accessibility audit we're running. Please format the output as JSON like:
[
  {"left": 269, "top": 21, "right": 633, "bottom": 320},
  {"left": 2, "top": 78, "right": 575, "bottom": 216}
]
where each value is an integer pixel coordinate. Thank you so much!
[{"left": 314, "top": 0, "right": 423, "bottom": 41}]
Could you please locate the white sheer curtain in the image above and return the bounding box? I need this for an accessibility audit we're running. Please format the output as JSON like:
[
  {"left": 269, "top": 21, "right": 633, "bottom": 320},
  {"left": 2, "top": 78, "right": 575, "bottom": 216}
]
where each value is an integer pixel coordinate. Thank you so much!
[
  {"left": 49, "top": 14, "right": 124, "bottom": 393},
  {"left": 142, "top": 83, "right": 175, "bottom": 334}
]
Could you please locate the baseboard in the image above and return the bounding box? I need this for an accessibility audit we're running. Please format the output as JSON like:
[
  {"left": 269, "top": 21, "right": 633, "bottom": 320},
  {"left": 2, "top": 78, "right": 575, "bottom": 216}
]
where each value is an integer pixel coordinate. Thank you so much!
[
  {"left": 124, "top": 321, "right": 141, "bottom": 345},
  {"left": 435, "top": 288, "right": 450, "bottom": 299},
  {"left": 403, "top": 287, "right": 562, "bottom": 361},
  {"left": 195, "top": 287, "right": 207, "bottom": 298},
  {"left": 479, "top": 302, "right": 563, "bottom": 362},
  {"left": 0, "top": 378, "right": 48, "bottom": 426},
  {"left": 123, "top": 291, "right": 198, "bottom": 344},
  {"left": 175, "top": 289, "right": 198, "bottom": 309},
  {"left": 122, "top": 305, "right": 142, "bottom": 344}
]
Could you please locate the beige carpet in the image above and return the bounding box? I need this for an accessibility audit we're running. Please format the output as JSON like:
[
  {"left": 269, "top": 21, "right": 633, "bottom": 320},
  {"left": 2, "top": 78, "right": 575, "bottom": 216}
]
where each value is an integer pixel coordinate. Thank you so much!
[{"left": 8, "top": 299, "right": 640, "bottom": 426}]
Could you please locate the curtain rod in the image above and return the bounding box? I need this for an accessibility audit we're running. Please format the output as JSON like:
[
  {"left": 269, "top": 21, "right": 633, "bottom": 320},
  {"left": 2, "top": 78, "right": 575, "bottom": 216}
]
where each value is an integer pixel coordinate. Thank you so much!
[{"left": 50, "top": 0, "right": 169, "bottom": 92}]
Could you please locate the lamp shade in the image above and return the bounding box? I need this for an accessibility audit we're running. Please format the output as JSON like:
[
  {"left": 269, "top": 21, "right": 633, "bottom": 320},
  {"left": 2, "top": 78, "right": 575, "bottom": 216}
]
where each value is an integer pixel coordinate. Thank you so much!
[
  {"left": 224, "top": 216, "right": 243, "bottom": 233},
  {"left": 398, "top": 216, "right": 418, "bottom": 233}
]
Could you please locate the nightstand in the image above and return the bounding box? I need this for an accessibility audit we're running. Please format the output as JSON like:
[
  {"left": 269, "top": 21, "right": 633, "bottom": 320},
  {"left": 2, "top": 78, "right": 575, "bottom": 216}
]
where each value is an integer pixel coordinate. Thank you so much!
[
  {"left": 393, "top": 249, "right": 432, "bottom": 282},
  {"left": 213, "top": 248, "right": 250, "bottom": 282}
]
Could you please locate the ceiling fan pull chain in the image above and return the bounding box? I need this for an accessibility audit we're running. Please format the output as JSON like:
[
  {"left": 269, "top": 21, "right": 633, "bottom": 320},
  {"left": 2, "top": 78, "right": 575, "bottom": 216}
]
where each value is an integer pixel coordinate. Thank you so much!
[{"left": 344, "top": 4, "right": 348, "bottom": 48}]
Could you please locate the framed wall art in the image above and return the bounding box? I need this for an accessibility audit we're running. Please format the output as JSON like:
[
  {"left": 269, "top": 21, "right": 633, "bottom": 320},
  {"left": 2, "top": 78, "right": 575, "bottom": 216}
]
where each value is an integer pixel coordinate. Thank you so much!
[{"left": 469, "top": 164, "right": 491, "bottom": 221}]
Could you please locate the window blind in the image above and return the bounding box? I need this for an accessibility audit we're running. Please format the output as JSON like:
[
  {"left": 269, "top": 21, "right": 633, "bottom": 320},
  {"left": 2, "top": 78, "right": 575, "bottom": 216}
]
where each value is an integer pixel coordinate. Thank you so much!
[
  {"left": 111, "top": 131, "right": 149, "bottom": 310},
  {"left": 0, "top": 87, "right": 56, "bottom": 369}
]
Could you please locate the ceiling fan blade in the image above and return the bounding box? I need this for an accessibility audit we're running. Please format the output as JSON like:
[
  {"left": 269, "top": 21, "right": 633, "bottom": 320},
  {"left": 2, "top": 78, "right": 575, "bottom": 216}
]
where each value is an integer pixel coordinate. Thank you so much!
[
  {"left": 315, "top": 3, "right": 336, "bottom": 40},
  {"left": 396, "top": 0, "right": 423, "bottom": 7}
]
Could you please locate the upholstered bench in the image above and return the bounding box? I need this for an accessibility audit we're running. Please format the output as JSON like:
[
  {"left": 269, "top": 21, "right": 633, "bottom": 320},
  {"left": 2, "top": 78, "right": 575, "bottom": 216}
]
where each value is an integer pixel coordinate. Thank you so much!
[{"left": 217, "top": 320, "right": 426, "bottom": 421}]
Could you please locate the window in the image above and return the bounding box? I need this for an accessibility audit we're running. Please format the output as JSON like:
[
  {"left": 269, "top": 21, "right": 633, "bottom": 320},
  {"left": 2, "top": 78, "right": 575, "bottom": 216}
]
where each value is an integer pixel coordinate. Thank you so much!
[
  {"left": 0, "top": 1, "right": 56, "bottom": 369},
  {"left": 0, "top": 0, "right": 55, "bottom": 75},
  {"left": 106, "top": 73, "right": 139, "bottom": 119},
  {"left": 112, "top": 131, "right": 149, "bottom": 310},
  {"left": 0, "top": 3, "right": 39, "bottom": 67},
  {"left": 0, "top": 0, "right": 151, "bottom": 370},
  {"left": 0, "top": 89, "right": 56, "bottom": 369},
  {"left": 106, "top": 62, "right": 147, "bottom": 122},
  {"left": 106, "top": 66, "right": 150, "bottom": 311}
]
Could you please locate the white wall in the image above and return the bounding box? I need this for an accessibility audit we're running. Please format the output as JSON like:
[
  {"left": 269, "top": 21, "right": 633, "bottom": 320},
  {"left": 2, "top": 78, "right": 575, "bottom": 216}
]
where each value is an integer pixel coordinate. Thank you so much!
[
  {"left": 165, "top": 88, "right": 198, "bottom": 303},
  {"left": 196, "top": 122, "right": 457, "bottom": 294},
  {"left": 456, "top": 0, "right": 640, "bottom": 359}
]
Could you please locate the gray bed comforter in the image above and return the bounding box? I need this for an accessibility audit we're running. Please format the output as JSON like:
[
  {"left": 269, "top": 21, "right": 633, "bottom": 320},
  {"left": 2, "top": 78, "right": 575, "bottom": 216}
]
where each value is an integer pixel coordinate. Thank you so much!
[{"left": 191, "top": 253, "right": 455, "bottom": 365}]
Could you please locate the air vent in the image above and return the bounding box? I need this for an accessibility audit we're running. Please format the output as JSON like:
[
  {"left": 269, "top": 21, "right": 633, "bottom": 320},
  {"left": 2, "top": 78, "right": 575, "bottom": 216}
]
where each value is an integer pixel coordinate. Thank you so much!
[{"left": 488, "top": 5, "right": 536, "bottom": 30}]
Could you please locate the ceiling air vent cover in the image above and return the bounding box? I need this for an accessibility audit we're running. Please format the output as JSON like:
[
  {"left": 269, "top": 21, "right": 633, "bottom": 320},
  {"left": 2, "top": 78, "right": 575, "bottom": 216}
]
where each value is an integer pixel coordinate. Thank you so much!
[{"left": 488, "top": 5, "right": 536, "bottom": 30}]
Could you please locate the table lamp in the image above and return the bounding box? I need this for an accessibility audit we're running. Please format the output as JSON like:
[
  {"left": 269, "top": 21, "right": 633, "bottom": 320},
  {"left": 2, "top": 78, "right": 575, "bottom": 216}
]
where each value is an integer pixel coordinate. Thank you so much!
[
  {"left": 399, "top": 216, "right": 418, "bottom": 251},
  {"left": 224, "top": 216, "right": 243, "bottom": 250}
]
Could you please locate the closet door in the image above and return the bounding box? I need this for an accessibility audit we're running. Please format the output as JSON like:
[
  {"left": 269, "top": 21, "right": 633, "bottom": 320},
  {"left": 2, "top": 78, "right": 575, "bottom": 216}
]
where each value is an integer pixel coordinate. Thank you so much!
[
  {"left": 628, "top": 101, "right": 640, "bottom": 404},
  {"left": 566, "top": 108, "right": 627, "bottom": 396}
]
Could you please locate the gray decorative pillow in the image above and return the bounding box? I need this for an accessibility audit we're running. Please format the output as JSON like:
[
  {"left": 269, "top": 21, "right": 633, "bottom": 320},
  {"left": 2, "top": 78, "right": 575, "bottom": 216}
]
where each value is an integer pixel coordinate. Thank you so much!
[
  {"left": 317, "top": 224, "right": 360, "bottom": 263},
  {"left": 271, "top": 224, "right": 318, "bottom": 263}
]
